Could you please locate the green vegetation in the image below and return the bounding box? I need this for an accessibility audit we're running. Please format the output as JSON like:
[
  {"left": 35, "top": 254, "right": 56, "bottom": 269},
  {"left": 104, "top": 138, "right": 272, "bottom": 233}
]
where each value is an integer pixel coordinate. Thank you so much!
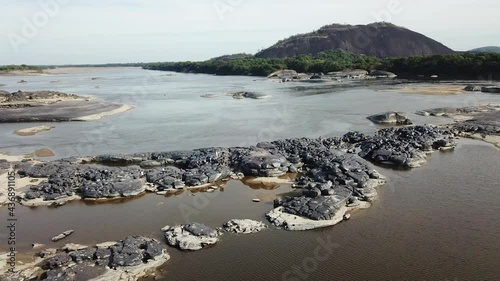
[
  {"left": 0, "top": 64, "right": 45, "bottom": 72},
  {"left": 143, "top": 50, "right": 380, "bottom": 76},
  {"left": 380, "top": 53, "right": 500, "bottom": 79},
  {"left": 144, "top": 51, "right": 500, "bottom": 80}
]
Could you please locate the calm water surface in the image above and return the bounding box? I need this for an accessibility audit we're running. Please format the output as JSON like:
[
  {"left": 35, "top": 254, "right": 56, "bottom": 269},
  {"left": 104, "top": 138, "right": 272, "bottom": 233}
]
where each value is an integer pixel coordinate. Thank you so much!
[
  {"left": 0, "top": 68, "right": 497, "bottom": 159},
  {"left": 0, "top": 69, "right": 499, "bottom": 280}
]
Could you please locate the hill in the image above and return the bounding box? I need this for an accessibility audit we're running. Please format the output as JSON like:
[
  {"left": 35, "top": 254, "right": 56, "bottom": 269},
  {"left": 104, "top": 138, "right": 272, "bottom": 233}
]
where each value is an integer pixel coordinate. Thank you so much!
[
  {"left": 255, "top": 22, "right": 454, "bottom": 58},
  {"left": 468, "top": 46, "right": 500, "bottom": 53}
]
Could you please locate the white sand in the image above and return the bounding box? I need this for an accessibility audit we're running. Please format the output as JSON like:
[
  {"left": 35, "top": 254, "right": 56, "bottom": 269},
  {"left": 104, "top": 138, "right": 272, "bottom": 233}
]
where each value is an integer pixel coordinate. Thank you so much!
[
  {"left": 73, "top": 104, "right": 134, "bottom": 121},
  {"left": 244, "top": 177, "right": 294, "bottom": 185},
  {"left": 463, "top": 133, "right": 500, "bottom": 148},
  {"left": 44, "top": 66, "right": 140, "bottom": 75},
  {"left": 380, "top": 85, "right": 465, "bottom": 95},
  {"left": 0, "top": 153, "right": 25, "bottom": 162},
  {"left": 0, "top": 170, "right": 44, "bottom": 206},
  {"left": 14, "top": 125, "right": 55, "bottom": 136}
]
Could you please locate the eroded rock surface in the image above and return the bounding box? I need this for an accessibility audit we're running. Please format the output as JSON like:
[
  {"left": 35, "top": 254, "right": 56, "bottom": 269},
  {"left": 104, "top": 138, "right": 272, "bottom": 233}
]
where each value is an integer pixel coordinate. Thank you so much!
[
  {"left": 0, "top": 236, "right": 169, "bottom": 281},
  {"left": 223, "top": 219, "right": 267, "bottom": 234},
  {"left": 162, "top": 223, "right": 219, "bottom": 251},
  {"left": 357, "top": 126, "right": 456, "bottom": 168},
  {"left": 9, "top": 123, "right": 476, "bottom": 224}
]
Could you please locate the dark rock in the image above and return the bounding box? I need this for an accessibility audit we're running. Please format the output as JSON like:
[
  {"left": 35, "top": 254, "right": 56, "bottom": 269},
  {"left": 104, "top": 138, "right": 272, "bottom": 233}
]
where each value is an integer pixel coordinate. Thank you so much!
[
  {"left": 163, "top": 223, "right": 219, "bottom": 251},
  {"left": 69, "top": 248, "right": 96, "bottom": 263},
  {"left": 464, "top": 85, "right": 482, "bottom": 92},
  {"left": 94, "top": 248, "right": 112, "bottom": 266},
  {"left": 109, "top": 236, "right": 164, "bottom": 267},
  {"left": 42, "top": 268, "right": 74, "bottom": 281},
  {"left": 41, "top": 255, "right": 72, "bottom": 270},
  {"left": 281, "top": 196, "right": 346, "bottom": 220},
  {"left": 481, "top": 86, "right": 500, "bottom": 93},
  {"left": 342, "top": 131, "right": 367, "bottom": 143},
  {"left": 369, "top": 70, "right": 397, "bottom": 78},
  {"left": 184, "top": 223, "right": 218, "bottom": 237},
  {"left": 358, "top": 125, "right": 454, "bottom": 167},
  {"left": 367, "top": 112, "right": 412, "bottom": 125}
]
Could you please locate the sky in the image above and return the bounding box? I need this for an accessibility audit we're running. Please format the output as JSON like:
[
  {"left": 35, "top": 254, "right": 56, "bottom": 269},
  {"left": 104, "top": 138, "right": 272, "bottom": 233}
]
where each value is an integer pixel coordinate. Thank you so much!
[{"left": 1, "top": 0, "right": 499, "bottom": 65}]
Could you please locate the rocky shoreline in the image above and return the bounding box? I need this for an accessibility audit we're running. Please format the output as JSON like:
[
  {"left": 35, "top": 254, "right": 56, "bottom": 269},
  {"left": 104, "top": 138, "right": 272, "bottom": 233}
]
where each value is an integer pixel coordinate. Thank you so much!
[
  {"left": 0, "top": 236, "right": 170, "bottom": 281},
  {"left": 1, "top": 105, "right": 499, "bottom": 280}
]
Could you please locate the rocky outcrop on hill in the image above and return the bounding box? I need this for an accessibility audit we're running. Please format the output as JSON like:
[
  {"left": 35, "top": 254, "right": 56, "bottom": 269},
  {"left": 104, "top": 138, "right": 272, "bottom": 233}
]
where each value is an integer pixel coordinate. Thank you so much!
[{"left": 256, "top": 22, "right": 454, "bottom": 58}]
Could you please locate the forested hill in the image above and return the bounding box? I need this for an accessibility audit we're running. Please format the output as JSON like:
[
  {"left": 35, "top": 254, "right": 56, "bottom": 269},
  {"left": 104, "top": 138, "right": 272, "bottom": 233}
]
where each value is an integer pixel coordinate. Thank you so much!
[{"left": 255, "top": 22, "right": 454, "bottom": 58}]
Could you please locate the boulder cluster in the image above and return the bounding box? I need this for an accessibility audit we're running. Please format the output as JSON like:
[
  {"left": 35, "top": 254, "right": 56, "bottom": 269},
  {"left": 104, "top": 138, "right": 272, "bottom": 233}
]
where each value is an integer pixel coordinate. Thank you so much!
[
  {"left": 1, "top": 236, "right": 168, "bottom": 281},
  {"left": 15, "top": 125, "right": 457, "bottom": 224}
]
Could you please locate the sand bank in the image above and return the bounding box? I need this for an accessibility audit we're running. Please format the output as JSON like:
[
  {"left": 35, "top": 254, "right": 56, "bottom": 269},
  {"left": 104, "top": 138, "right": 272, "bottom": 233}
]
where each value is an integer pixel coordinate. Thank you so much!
[{"left": 14, "top": 125, "right": 55, "bottom": 136}]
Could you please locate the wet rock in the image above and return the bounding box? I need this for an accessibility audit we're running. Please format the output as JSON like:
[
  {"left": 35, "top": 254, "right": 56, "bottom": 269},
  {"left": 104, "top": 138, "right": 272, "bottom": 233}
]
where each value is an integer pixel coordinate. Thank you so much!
[
  {"left": 42, "top": 267, "right": 74, "bottom": 281},
  {"left": 223, "top": 219, "right": 267, "bottom": 234},
  {"left": 231, "top": 91, "right": 270, "bottom": 99},
  {"left": 369, "top": 70, "right": 397, "bottom": 78},
  {"left": 367, "top": 111, "right": 412, "bottom": 125},
  {"left": 94, "top": 248, "right": 112, "bottom": 266},
  {"left": 358, "top": 125, "right": 455, "bottom": 168},
  {"left": 162, "top": 223, "right": 219, "bottom": 251},
  {"left": 464, "top": 85, "right": 482, "bottom": 91},
  {"left": 41, "top": 255, "right": 72, "bottom": 270},
  {"left": 266, "top": 205, "right": 348, "bottom": 231},
  {"left": 92, "top": 155, "right": 144, "bottom": 165},
  {"left": 281, "top": 195, "right": 347, "bottom": 221},
  {"left": 416, "top": 107, "right": 456, "bottom": 117},
  {"left": 68, "top": 248, "right": 96, "bottom": 263},
  {"left": 139, "top": 160, "right": 163, "bottom": 168},
  {"left": 342, "top": 131, "right": 367, "bottom": 143},
  {"left": 481, "top": 86, "right": 500, "bottom": 93},
  {"left": 80, "top": 179, "right": 145, "bottom": 198},
  {"left": 108, "top": 236, "right": 166, "bottom": 268},
  {"left": 37, "top": 248, "right": 58, "bottom": 258},
  {"left": 10, "top": 236, "right": 168, "bottom": 281},
  {"left": 240, "top": 151, "right": 290, "bottom": 177}
]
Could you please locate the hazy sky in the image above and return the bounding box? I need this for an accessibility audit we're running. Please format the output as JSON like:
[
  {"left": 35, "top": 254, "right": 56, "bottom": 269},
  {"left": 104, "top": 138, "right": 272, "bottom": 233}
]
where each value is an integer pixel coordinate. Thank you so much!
[{"left": 1, "top": 0, "right": 499, "bottom": 65}]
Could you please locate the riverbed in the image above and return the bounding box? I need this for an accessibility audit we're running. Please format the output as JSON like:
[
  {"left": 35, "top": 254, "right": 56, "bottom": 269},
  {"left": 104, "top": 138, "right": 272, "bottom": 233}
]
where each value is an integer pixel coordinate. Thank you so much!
[{"left": 0, "top": 68, "right": 499, "bottom": 280}]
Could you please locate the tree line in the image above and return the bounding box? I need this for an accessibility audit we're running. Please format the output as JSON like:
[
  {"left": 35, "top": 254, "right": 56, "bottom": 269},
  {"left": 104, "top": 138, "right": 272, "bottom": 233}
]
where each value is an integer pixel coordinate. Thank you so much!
[
  {"left": 144, "top": 51, "right": 500, "bottom": 80},
  {"left": 0, "top": 64, "right": 45, "bottom": 72}
]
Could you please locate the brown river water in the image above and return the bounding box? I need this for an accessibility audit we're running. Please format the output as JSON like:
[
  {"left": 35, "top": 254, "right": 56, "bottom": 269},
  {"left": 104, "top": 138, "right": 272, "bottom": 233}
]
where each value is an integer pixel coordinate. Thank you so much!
[{"left": 1, "top": 140, "right": 499, "bottom": 280}]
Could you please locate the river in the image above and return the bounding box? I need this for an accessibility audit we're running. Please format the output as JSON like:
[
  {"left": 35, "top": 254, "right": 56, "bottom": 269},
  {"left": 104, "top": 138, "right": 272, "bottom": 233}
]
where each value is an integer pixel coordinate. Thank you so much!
[{"left": 0, "top": 68, "right": 499, "bottom": 280}]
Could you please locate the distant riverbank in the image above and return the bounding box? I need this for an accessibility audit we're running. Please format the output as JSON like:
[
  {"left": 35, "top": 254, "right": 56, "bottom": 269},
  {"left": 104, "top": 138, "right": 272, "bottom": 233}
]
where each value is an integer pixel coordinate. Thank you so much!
[{"left": 143, "top": 51, "right": 500, "bottom": 80}]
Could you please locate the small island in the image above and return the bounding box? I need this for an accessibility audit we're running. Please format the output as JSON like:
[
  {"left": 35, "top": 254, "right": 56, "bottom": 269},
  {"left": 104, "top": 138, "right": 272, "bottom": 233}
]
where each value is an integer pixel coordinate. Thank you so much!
[{"left": 0, "top": 90, "right": 132, "bottom": 123}]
